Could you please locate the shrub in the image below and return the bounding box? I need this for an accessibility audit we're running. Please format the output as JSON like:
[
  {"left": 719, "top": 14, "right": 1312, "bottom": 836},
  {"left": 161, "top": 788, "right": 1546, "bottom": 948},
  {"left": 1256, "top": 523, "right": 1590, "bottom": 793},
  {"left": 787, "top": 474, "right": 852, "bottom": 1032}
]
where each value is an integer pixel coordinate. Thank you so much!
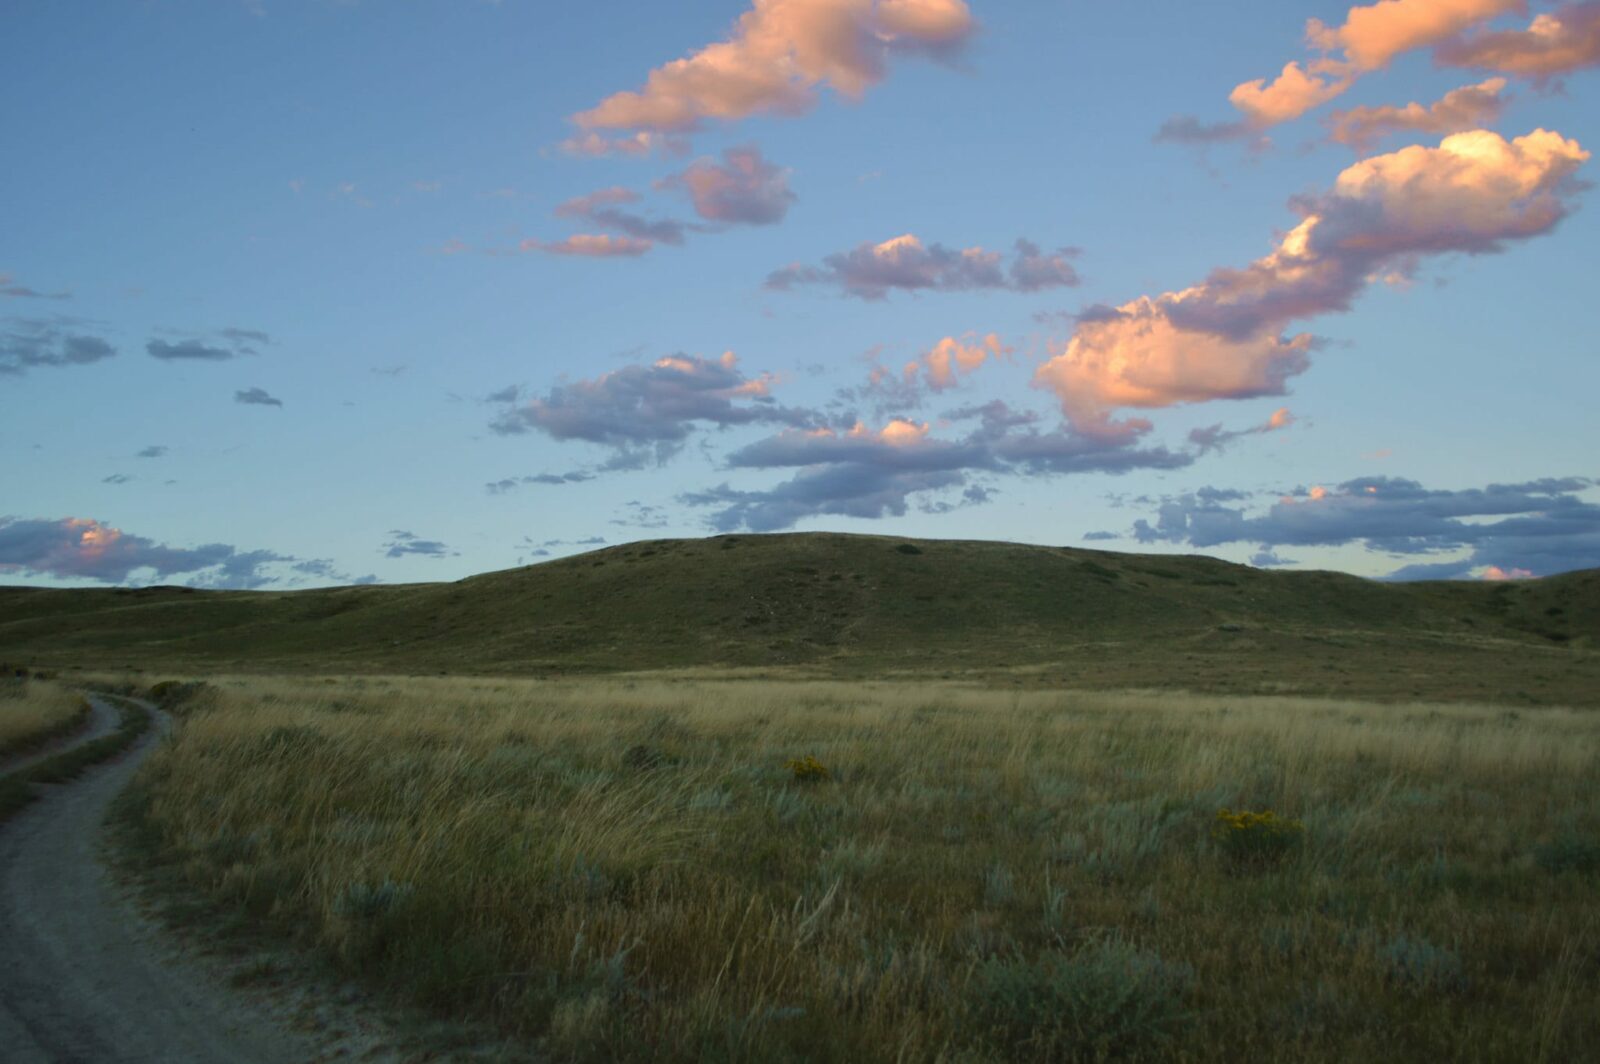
[
  {"left": 1380, "top": 934, "right": 1467, "bottom": 995},
  {"left": 969, "top": 939, "right": 1195, "bottom": 1061},
  {"left": 1212, "top": 808, "right": 1305, "bottom": 865},
  {"left": 147, "top": 680, "right": 216, "bottom": 713},
  {"left": 623, "top": 743, "right": 663, "bottom": 771},
  {"left": 1534, "top": 832, "right": 1600, "bottom": 875},
  {"left": 785, "top": 755, "right": 831, "bottom": 783}
]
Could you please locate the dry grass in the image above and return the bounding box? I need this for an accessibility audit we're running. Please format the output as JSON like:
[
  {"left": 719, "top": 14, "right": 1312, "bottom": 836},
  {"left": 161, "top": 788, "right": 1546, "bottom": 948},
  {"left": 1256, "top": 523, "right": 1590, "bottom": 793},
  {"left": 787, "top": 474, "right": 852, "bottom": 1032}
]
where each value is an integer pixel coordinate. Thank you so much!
[
  {"left": 0, "top": 676, "right": 87, "bottom": 757},
  {"left": 126, "top": 675, "right": 1600, "bottom": 1061}
]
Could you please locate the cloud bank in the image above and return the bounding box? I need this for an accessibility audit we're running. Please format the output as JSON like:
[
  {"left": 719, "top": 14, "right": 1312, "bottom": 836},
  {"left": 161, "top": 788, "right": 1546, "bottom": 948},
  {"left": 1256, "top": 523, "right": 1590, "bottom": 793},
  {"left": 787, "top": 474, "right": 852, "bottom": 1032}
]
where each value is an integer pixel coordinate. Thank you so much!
[
  {"left": 1034, "top": 128, "right": 1588, "bottom": 439},
  {"left": 1, "top": 319, "right": 115, "bottom": 375},
  {"left": 0, "top": 515, "right": 350, "bottom": 589},
  {"left": 570, "top": 0, "right": 976, "bottom": 141},
  {"left": 1127, "top": 475, "right": 1600, "bottom": 580}
]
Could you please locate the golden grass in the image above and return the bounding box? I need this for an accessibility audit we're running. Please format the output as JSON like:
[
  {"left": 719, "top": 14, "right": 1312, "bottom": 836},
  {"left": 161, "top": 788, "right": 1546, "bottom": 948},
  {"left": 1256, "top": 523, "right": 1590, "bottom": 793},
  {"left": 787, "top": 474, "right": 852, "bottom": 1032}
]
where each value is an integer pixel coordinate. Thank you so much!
[
  {"left": 127, "top": 675, "right": 1600, "bottom": 1061},
  {"left": 0, "top": 677, "right": 86, "bottom": 757}
]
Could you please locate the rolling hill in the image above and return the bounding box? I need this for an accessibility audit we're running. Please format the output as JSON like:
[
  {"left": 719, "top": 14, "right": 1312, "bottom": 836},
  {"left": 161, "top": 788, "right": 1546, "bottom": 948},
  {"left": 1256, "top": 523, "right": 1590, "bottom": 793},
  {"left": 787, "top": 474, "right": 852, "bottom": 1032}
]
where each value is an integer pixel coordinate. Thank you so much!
[{"left": 2, "top": 533, "right": 1596, "bottom": 703}]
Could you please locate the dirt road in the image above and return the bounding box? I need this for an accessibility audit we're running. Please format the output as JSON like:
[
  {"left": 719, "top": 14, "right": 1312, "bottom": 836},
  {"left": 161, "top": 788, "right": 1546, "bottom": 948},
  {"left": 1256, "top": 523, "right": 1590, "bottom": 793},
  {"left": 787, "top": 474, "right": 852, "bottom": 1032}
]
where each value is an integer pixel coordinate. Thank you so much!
[
  {"left": 0, "top": 696, "right": 118, "bottom": 779},
  {"left": 0, "top": 695, "right": 379, "bottom": 1063}
]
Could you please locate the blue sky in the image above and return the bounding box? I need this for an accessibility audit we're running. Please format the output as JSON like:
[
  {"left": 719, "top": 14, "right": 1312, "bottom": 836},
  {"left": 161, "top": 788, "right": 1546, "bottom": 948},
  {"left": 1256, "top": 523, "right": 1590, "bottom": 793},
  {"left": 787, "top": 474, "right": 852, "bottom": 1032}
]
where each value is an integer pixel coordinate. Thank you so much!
[{"left": 4, "top": 0, "right": 1598, "bottom": 588}]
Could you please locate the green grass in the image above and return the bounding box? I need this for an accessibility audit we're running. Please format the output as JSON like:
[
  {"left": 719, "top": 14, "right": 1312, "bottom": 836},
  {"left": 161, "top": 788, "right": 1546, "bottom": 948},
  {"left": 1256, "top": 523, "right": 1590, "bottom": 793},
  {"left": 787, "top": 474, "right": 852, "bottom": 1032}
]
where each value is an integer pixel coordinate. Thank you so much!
[
  {"left": 121, "top": 674, "right": 1600, "bottom": 1062},
  {"left": 3, "top": 533, "right": 1598, "bottom": 705}
]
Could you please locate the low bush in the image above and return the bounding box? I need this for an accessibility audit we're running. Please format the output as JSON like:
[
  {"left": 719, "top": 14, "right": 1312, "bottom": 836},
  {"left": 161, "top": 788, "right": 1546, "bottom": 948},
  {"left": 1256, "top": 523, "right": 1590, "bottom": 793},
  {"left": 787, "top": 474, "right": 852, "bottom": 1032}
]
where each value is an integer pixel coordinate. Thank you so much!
[
  {"left": 784, "top": 755, "right": 831, "bottom": 783},
  {"left": 1212, "top": 808, "right": 1305, "bottom": 865},
  {"left": 969, "top": 938, "right": 1195, "bottom": 1060}
]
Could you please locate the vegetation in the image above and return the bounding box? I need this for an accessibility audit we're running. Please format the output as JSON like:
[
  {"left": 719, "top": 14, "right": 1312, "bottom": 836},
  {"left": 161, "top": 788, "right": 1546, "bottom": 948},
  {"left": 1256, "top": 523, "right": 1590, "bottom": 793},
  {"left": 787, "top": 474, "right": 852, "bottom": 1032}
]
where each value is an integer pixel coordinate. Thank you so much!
[
  {"left": 121, "top": 674, "right": 1600, "bottom": 1061},
  {"left": 0, "top": 674, "right": 89, "bottom": 758},
  {"left": 0, "top": 694, "right": 151, "bottom": 822},
  {"left": 2, "top": 533, "right": 1598, "bottom": 704}
]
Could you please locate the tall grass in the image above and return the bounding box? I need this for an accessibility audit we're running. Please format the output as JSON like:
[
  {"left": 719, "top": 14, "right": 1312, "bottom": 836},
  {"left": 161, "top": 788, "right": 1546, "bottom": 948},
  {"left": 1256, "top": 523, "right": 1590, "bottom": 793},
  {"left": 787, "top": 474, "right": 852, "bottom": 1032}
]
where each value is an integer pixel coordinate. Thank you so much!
[
  {"left": 128, "top": 676, "right": 1600, "bottom": 1061},
  {"left": 0, "top": 676, "right": 87, "bottom": 757}
]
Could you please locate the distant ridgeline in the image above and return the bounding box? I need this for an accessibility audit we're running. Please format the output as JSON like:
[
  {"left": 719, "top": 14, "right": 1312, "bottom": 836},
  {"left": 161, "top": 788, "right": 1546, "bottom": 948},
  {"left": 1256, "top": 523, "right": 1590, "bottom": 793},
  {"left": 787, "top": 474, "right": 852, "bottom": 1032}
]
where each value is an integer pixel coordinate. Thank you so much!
[{"left": 0, "top": 533, "right": 1595, "bottom": 704}]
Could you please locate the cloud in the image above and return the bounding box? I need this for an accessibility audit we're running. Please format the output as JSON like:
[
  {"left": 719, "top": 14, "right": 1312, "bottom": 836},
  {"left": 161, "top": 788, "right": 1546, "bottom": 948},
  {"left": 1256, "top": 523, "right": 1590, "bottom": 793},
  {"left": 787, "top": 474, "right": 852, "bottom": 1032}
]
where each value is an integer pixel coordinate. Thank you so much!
[
  {"left": 0, "top": 273, "right": 69, "bottom": 300},
  {"left": 1436, "top": 1, "right": 1600, "bottom": 79},
  {"left": 554, "top": 187, "right": 689, "bottom": 245},
  {"left": 1127, "top": 475, "right": 1600, "bottom": 579},
  {"left": 101, "top": 474, "right": 133, "bottom": 485},
  {"left": 1230, "top": 61, "right": 1355, "bottom": 126},
  {"left": 1188, "top": 407, "right": 1297, "bottom": 454},
  {"left": 1326, "top": 77, "right": 1510, "bottom": 151},
  {"left": 570, "top": 0, "right": 976, "bottom": 136},
  {"left": 147, "top": 328, "right": 270, "bottom": 361},
  {"left": 1250, "top": 548, "right": 1298, "bottom": 567},
  {"left": 0, "top": 515, "right": 346, "bottom": 589},
  {"left": 486, "top": 470, "right": 595, "bottom": 495},
  {"left": 1309, "top": 0, "right": 1527, "bottom": 70},
  {"left": 135, "top": 445, "right": 168, "bottom": 459},
  {"left": 1153, "top": 115, "right": 1264, "bottom": 147},
  {"left": 522, "top": 234, "right": 655, "bottom": 257},
  {"left": 766, "top": 234, "right": 1080, "bottom": 300},
  {"left": 685, "top": 466, "right": 967, "bottom": 531},
  {"left": 612, "top": 500, "right": 671, "bottom": 529},
  {"left": 683, "top": 401, "right": 1192, "bottom": 531},
  {"left": 383, "top": 530, "right": 458, "bottom": 559},
  {"left": 235, "top": 386, "right": 284, "bottom": 407},
  {"left": 902, "top": 332, "right": 1008, "bottom": 391},
  {"left": 147, "top": 339, "right": 232, "bottom": 361},
  {"left": 1228, "top": 0, "right": 1525, "bottom": 126},
  {"left": 0, "top": 319, "right": 116, "bottom": 375},
  {"left": 557, "top": 131, "right": 691, "bottom": 159},
  {"left": 491, "top": 351, "right": 813, "bottom": 452},
  {"left": 662, "top": 145, "right": 797, "bottom": 225},
  {"left": 1034, "top": 128, "right": 1589, "bottom": 438}
]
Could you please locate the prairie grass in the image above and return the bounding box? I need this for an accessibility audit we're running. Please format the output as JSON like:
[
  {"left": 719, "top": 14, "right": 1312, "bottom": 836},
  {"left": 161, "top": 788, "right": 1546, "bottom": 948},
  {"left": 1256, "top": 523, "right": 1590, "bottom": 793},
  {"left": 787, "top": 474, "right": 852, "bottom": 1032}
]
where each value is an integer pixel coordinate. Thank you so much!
[
  {"left": 0, "top": 676, "right": 87, "bottom": 757},
  {"left": 127, "top": 675, "right": 1600, "bottom": 1061}
]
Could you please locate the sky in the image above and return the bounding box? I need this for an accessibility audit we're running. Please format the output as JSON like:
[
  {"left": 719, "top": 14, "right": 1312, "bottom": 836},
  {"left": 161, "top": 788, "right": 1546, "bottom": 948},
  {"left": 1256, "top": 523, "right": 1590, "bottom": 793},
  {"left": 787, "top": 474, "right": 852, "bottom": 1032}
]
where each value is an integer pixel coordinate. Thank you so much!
[{"left": 4, "top": 0, "right": 1599, "bottom": 589}]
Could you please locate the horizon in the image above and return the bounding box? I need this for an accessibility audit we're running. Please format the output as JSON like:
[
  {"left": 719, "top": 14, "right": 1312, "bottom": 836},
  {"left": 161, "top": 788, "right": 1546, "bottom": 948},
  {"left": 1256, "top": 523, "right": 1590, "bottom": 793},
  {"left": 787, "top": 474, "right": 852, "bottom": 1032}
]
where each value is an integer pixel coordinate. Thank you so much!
[{"left": 6, "top": 1, "right": 1599, "bottom": 590}]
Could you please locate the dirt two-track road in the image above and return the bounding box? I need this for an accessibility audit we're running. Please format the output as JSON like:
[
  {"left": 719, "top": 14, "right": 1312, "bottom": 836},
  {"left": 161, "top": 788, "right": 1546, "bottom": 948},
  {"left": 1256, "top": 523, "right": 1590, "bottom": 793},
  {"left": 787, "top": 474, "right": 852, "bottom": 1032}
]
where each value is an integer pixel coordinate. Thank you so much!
[{"left": 0, "top": 696, "right": 395, "bottom": 1063}]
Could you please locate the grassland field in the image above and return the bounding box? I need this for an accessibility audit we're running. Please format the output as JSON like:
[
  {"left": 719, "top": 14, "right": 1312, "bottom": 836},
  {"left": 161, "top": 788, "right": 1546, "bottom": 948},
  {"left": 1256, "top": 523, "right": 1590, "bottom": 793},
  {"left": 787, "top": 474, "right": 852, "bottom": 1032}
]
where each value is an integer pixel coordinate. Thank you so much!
[
  {"left": 111, "top": 672, "right": 1600, "bottom": 1063},
  {"left": 0, "top": 676, "right": 88, "bottom": 758}
]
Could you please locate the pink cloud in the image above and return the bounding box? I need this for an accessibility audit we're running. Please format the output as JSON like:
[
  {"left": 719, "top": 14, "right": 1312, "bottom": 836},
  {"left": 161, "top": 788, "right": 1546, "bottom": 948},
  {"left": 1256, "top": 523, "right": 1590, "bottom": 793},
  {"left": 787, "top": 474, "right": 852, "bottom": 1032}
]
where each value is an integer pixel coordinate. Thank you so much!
[
  {"left": 1189, "top": 406, "right": 1298, "bottom": 453},
  {"left": 1308, "top": 0, "right": 1526, "bottom": 70},
  {"left": 904, "top": 332, "right": 1009, "bottom": 390},
  {"left": 554, "top": 187, "right": 639, "bottom": 215},
  {"left": 1480, "top": 564, "right": 1536, "bottom": 579},
  {"left": 1230, "top": 62, "right": 1353, "bottom": 126},
  {"left": 1436, "top": 1, "right": 1600, "bottom": 79},
  {"left": 570, "top": 0, "right": 976, "bottom": 135},
  {"left": 1035, "top": 129, "right": 1588, "bottom": 438},
  {"left": 1326, "top": 77, "right": 1509, "bottom": 151},
  {"left": 1229, "top": 0, "right": 1524, "bottom": 126},
  {"left": 521, "top": 234, "right": 654, "bottom": 257}
]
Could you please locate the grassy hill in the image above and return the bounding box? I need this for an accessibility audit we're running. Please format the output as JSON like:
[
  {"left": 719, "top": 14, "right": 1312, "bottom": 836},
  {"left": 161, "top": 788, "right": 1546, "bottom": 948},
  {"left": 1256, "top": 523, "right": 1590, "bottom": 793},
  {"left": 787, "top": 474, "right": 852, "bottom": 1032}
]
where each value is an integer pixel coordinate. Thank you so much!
[{"left": 3, "top": 532, "right": 1597, "bottom": 703}]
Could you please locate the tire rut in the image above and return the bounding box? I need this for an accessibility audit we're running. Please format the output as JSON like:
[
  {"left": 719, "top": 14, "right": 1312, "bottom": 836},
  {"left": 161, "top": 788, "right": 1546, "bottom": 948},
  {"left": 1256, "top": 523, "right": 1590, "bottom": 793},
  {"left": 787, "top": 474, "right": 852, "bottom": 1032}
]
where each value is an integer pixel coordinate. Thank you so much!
[{"left": 0, "top": 696, "right": 364, "bottom": 1062}]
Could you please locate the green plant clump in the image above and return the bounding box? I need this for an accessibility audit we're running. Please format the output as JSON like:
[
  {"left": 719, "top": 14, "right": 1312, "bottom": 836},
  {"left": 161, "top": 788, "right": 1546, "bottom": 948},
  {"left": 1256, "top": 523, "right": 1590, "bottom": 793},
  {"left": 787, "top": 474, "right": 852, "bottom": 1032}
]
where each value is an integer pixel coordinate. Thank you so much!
[
  {"left": 969, "top": 939, "right": 1195, "bottom": 1060},
  {"left": 785, "top": 755, "right": 831, "bottom": 783},
  {"left": 1212, "top": 808, "right": 1305, "bottom": 865}
]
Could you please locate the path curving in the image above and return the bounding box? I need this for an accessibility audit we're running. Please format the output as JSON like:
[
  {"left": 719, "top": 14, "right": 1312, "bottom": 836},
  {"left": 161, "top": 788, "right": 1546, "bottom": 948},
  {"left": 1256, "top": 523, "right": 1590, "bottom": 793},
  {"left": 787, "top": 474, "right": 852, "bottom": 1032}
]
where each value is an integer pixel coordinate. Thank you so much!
[
  {"left": 0, "top": 697, "right": 118, "bottom": 779},
  {"left": 0, "top": 695, "right": 365, "bottom": 1063}
]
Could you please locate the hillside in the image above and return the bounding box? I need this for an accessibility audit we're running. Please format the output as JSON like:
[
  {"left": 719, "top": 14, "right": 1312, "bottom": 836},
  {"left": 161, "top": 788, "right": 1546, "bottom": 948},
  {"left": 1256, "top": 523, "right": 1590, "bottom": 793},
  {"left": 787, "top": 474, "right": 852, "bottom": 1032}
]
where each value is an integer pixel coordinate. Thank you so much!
[{"left": 2, "top": 533, "right": 1597, "bottom": 703}]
